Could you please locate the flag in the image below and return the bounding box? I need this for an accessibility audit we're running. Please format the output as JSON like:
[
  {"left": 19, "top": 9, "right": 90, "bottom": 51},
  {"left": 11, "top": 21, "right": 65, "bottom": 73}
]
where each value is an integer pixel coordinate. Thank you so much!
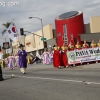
[{"left": 5, "top": 23, "right": 18, "bottom": 41}]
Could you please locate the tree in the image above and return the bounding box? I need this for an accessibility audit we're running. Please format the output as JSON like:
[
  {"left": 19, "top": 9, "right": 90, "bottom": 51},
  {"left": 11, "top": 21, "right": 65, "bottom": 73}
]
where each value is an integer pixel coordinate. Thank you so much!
[
  {"left": 2, "top": 22, "right": 12, "bottom": 46},
  {"left": 2, "top": 22, "right": 11, "bottom": 35}
]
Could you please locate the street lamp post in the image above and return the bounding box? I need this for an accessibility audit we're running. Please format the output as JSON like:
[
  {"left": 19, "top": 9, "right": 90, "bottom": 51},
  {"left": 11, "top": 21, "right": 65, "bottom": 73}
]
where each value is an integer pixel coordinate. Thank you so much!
[{"left": 29, "top": 17, "right": 44, "bottom": 39}]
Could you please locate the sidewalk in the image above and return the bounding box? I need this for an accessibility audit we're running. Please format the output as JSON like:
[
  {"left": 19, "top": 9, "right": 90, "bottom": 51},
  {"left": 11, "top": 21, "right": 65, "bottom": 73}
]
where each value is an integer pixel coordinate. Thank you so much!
[
  {"left": 75, "top": 63, "right": 100, "bottom": 69},
  {"left": 28, "top": 63, "right": 100, "bottom": 69}
]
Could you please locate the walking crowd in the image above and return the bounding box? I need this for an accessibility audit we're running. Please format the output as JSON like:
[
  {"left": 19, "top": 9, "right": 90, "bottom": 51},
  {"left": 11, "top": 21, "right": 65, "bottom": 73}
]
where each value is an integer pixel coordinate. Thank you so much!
[{"left": 0, "top": 39, "right": 100, "bottom": 81}]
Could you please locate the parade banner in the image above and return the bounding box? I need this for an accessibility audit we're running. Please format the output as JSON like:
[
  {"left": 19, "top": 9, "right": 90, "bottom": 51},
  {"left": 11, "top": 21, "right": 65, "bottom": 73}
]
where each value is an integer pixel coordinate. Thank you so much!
[{"left": 67, "top": 47, "right": 100, "bottom": 64}]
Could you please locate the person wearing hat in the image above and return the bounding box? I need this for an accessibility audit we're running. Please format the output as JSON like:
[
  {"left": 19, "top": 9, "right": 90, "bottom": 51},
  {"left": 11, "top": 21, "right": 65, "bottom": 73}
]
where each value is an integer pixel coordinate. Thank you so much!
[
  {"left": 61, "top": 43, "right": 68, "bottom": 68},
  {"left": 18, "top": 44, "right": 27, "bottom": 74},
  {"left": 53, "top": 43, "right": 61, "bottom": 69}
]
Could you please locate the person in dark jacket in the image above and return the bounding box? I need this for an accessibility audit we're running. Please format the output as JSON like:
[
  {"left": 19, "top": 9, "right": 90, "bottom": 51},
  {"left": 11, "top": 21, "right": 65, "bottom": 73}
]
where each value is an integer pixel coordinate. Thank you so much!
[{"left": 0, "top": 63, "right": 4, "bottom": 81}]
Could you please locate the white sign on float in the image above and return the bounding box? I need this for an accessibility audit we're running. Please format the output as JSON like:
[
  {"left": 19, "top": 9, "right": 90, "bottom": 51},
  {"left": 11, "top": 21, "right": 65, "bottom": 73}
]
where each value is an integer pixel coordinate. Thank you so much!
[{"left": 67, "top": 47, "right": 100, "bottom": 64}]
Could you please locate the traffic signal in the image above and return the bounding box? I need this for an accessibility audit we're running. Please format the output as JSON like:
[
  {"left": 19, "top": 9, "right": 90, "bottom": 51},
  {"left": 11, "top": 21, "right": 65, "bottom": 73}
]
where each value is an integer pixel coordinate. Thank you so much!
[
  {"left": 44, "top": 41, "right": 47, "bottom": 48},
  {"left": 20, "top": 28, "right": 24, "bottom": 35}
]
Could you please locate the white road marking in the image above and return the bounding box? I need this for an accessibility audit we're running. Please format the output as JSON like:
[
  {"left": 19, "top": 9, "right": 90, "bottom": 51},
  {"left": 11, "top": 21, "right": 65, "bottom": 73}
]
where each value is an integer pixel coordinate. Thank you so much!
[{"left": 4, "top": 75, "right": 100, "bottom": 85}]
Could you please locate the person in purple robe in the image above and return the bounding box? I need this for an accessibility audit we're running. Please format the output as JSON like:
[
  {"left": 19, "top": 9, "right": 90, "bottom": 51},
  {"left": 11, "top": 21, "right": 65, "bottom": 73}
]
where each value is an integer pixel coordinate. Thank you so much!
[{"left": 18, "top": 44, "right": 27, "bottom": 74}]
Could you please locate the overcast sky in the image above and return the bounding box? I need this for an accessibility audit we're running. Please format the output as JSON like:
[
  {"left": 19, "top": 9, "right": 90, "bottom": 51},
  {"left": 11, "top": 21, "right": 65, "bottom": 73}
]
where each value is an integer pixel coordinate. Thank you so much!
[{"left": 0, "top": 0, "right": 100, "bottom": 46}]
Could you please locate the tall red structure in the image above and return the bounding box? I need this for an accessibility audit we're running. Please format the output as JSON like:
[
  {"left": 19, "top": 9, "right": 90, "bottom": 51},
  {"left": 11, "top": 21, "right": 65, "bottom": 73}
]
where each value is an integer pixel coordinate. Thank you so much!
[{"left": 55, "top": 11, "right": 85, "bottom": 46}]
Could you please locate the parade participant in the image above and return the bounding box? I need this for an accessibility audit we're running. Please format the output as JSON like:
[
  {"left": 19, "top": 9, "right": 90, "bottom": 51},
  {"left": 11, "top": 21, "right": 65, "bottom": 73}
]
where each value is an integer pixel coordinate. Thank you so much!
[
  {"left": 8, "top": 53, "right": 15, "bottom": 70},
  {"left": 68, "top": 42, "right": 75, "bottom": 66},
  {"left": 30, "top": 52, "right": 34, "bottom": 63},
  {"left": 0, "top": 63, "right": 4, "bottom": 81},
  {"left": 82, "top": 40, "right": 89, "bottom": 49},
  {"left": 14, "top": 53, "right": 19, "bottom": 67},
  {"left": 35, "top": 50, "right": 42, "bottom": 64},
  {"left": 49, "top": 50, "right": 53, "bottom": 63},
  {"left": 27, "top": 53, "right": 32, "bottom": 65},
  {"left": 33, "top": 56, "right": 41, "bottom": 64},
  {"left": 42, "top": 49, "right": 50, "bottom": 64},
  {"left": 53, "top": 43, "right": 61, "bottom": 69},
  {"left": 90, "top": 39, "right": 96, "bottom": 48},
  {"left": 18, "top": 44, "right": 27, "bottom": 74},
  {"left": 13, "top": 54, "right": 17, "bottom": 67},
  {"left": 0, "top": 50, "right": 4, "bottom": 81},
  {"left": 5, "top": 57, "right": 9, "bottom": 67},
  {"left": 1, "top": 59, "right": 5, "bottom": 68},
  {"left": 0, "top": 51, "right": 5, "bottom": 68},
  {"left": 68, "top": 42, "right": 74, "bottom": 51},
  {"left": 96, "top": 39, "right": 100, "bottom": 63},
  {"left": 75, "top": 41, "right": 82, "bottom": 65},
  {"left": 82, "top": 40, "right": 89, "bottom": 64},
  {"left": 90, "top": 39, "right": 97, "bottom": 63},
  {"left": 97, "top": 39, "right": 100, "bottom": 47},
  {"left": 61, "top": 43, "right": 68, "bottom": 68},
  {"left": 75, "top": 41, "right": 81, "bottom": 50}
]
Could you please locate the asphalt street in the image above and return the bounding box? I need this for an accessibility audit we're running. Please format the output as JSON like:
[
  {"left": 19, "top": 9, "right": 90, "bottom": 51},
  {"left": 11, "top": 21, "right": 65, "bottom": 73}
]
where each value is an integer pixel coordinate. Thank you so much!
[{"left": 0, "top": 63, "right": 100, "bottom": 100}]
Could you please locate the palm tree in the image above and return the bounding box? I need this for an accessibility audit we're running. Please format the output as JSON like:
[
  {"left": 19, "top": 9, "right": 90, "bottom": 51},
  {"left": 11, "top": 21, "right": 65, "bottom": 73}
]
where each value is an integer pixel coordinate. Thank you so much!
[
  {"left": 2, "top": 22, "right": 12, "bottom": 46},
  {"left": 2, "top": 22, "right": 11, "bottom": 35}
]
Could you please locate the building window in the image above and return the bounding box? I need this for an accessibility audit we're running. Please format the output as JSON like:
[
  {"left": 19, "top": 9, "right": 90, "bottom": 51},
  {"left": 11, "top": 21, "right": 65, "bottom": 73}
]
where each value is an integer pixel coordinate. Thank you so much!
[{"left": 63, "top": 24, "right": 68, "bottom": 44}]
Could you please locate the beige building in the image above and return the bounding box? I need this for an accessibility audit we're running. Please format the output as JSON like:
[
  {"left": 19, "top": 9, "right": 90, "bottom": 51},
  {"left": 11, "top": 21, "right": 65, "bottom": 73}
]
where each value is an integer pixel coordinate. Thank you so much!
[
  {"left": 79, "top": 16, "right": 100, "bottom": 43},
  {"left": 12, "top": 41, "right": 19, "bottom": 54},
  {"left": 90, "top": 16, "right": 100, "bottom": 33},
  {"left": 12, "top": 36, "right": 25, "bottom": 54},
  {"left": 25, "top": 24, "right": 53, "bottom": 52}
]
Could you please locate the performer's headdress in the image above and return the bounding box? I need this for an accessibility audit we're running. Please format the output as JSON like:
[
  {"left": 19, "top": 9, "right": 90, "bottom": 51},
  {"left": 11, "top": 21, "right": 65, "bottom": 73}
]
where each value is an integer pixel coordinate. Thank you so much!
[{"left": 18, "top": 44, "right": 25, "bottom": 48}]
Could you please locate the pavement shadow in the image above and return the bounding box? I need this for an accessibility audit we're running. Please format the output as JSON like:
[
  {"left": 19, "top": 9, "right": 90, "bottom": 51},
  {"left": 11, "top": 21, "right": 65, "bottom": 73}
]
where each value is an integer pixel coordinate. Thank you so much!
[{"left": 3, "top": 76, "right": 16, "bottom": 81}]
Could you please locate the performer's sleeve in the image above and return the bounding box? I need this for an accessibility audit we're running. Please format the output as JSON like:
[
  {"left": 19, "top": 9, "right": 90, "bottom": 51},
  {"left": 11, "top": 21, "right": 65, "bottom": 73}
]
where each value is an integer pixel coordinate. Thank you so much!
[
  {"left": 59, "top": 50, "right": 61, "bottom": 53},
  {"left": 18, "top": 50, "right": 21, "bottom": 56},
  {"left": 24, "top": 51, "right": 27, "bottom": 56},
  {"left": 62, "top": 49, "right": 64, "bottom": 52},
  {"left": 52, "top": 51, "right": 54, "bottom": 54},
  {"left": 18, "top": 50, "right": 24, "bottom": 56}
]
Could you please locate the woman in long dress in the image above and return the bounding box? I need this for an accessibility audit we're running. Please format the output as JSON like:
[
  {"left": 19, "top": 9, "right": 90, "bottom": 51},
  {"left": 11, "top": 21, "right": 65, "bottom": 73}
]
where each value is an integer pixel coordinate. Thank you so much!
[
  {"left": 5, "top": 57, "right": 9, "bottom": 67},
  {"left": 14, "top": 54, "right": 19, "bottom": 67},
  {"left": 49, "top": 50, "right": 53, "bottom": 63},
  {"left": 53, "top": 43, "right": 61, "bottom": 68},
  {"left": 27, "top": 53, "right": 32, "bottom": 65},
  {"left": 42, "top": 49, "right": 50, "bottom": 65},
  {"left": 61, "top": 43, "right": 68, "bottom": 68},
  {"left": 8, "top": 53, "right": 15, "bottom": 70}
]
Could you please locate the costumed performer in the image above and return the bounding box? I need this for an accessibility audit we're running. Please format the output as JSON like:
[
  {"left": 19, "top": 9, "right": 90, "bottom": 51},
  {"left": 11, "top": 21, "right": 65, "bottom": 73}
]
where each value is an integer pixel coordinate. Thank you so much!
[
  {"left": 8, "top": 53, "right": 15, "bottom": 70},
  {"left": 61, "top": 43, "right": 68, "bottom": 68},
  {"left": 42, "top": 49, "right": 50, "bottom": 64},
  {"left": 18, "top": 44, "right": 27, "bottom": 74},
  {"left": 53, "top": 43, "right": 61, "bottom": 69}
]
